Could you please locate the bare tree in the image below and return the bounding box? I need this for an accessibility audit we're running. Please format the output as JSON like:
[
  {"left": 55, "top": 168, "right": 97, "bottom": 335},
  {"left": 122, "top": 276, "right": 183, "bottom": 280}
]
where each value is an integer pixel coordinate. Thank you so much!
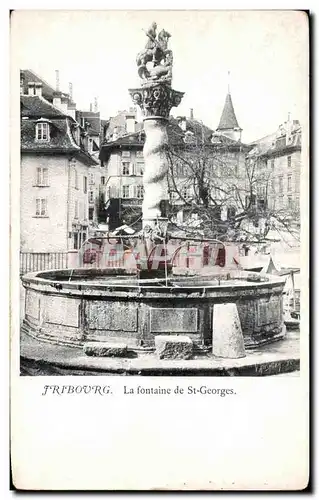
[{"left": 166, "top": 129, "right": 300, "bottom": 245}]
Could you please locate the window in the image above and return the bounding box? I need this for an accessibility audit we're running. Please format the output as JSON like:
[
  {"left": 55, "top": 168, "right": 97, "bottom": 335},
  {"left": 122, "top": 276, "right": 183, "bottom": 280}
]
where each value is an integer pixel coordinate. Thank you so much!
[
  {"left": 278, "top": 176, "right": 283, "bottom": 193},
  {"left": 182, "top": 186, "right": 192, "bottom": 200},
  {"left": 74, "top": 200, "right": 79, "bottom": 219},
  {"left": 100, "top": 176, "right": 105, "bottom": 185},
  {"left": 89, "top": 207, "right": 94, "bottom": 220},
  {"left": 122, "top": 185, "right": 130, "bottom": 198},
  {"left": 136, "top": 151, "right": 143, "bottom": 158},
  {"left": 89, "top": 173, "right": 95, "bottom": 185},
  {"left": 227, "top": 207, "right": 236, "bottom": 219},
  {"left": 89, "top": 191, "right": 94, "bottom": 203},
  {"left": 295, "top": 196, "right": 300, "bottom": 210},
  {"left": 257, "top": 185, "right": 266, "bottom": 197},
  {"left": 73, "top": 232, "right": 78, "bottom": 250},
  {"left": 176, "top": 163, "right": 184, "bottom": 176},
  {"left": 36, "top": 122, "right": 49, "bottom": 141},
  {"left": 35, "top": 198, "right": 47, "bottom": 216},
  {"left": 122, "top": 150, "right": 130, "bottom": 158},
  {"left": 287, "top": 196, "right": 293, "bottom": 208},
  {"left": 136, "top": 185, "right": 144, "bottom": 199},
  {"left": 74, "top": 169, "right": 79, "bottom": 189},
  {"left": 82, "top": 231, "right": 87, "bottom": 246},
  {"left": 287, "top": 156, "right": 292, "bottom": 168},
  {"left": 271, "top": 159, "right": 275, "bottom": 170},
  {"left": 287, "top": 175, "right": 292, "bottom": 192},
  {"left": 279, "top": 195, "right": 284, "bottom": 208},
  {"left": 136, "top": 162, "right": 144, "bottom": 176},
  {"left": 36, "top": 167, "right": 48, "bottom": 186},
  {"left": 122, "top": 162, "right": 130, "bottom": 176},
  {"left": 83, "top": 176, "right": 88, "bottom": 194}
]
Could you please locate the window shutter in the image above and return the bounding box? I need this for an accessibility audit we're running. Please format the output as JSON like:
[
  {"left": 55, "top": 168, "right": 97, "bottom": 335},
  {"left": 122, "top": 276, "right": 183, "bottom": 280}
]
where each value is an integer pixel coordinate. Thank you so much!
[
  {"left": 43, "top": 168, "right": 48, "bottom": 186},
  {"left": 130, "top": 185, "right": 137, "bottom": 198},
  {"left": 36, "top": 167, "right": 41, "bottom": 185},
  {"left": 41, "top": 198, "right": 47, "bottom": 216},
  {"left": 36, "top": 198, "right": 40, "bottom": 215}
]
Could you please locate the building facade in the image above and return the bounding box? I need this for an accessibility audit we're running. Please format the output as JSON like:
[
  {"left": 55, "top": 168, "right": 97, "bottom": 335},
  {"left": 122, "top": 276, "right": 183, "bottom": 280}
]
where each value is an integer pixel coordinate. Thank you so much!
[
  {"left": 20, "top": 78, "right": 98, "bottom": 254},
  {"left": 248, "top": 116, "right": 301, "bottom": 214}
]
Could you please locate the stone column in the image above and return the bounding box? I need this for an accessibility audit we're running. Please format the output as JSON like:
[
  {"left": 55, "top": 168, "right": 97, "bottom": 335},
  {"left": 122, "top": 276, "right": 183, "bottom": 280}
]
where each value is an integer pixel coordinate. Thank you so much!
[
  {"left": 142, "top": 118, "right": 169, "bottom": 225},
  {"left": 129, "top": 83, "right": 184, "bottom": 235}
]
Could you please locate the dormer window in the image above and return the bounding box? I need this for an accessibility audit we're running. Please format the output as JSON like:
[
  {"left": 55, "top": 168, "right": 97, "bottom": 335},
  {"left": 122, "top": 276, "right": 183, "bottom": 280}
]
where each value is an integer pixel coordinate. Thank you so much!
[{"left": 35, "top": 119, "right": 50, "bottom": 142}]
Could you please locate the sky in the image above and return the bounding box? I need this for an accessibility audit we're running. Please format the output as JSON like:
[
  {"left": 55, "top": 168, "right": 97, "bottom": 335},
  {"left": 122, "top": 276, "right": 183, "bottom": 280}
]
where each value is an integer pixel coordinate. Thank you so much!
[{"left": 12, "top": 9, "right": 308, "bottom": 143}]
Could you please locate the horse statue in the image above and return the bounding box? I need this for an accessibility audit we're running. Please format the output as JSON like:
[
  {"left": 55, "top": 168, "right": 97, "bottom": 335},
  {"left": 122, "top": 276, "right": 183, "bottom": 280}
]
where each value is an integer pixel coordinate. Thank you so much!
[{"left": 136, "top": 25, "right": 173, "bottom": 83}]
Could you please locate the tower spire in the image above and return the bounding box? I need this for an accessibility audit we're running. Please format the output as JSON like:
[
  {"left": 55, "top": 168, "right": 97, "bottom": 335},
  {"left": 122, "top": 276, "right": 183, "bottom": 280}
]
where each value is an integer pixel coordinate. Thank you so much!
[{"left": 216, "top": 75, "right": 242, "bottom": 141}]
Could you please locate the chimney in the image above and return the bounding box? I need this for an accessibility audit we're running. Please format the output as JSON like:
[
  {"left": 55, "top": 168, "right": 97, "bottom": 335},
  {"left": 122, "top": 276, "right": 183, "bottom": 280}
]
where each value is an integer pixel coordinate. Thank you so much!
[
  {"left": 189, "top": 108, "right": 194, "bottom": 120},
  {"left": 53, "top": 90, "right": 62, "bottom": 109},
  {"left": 112, "top": 126, "right": 119, "bottom": 141},
  {"left": 286, "top": 112, "right": 292, "bottom": 145},
  {"left": 35, "top": 82, "right": 43, "bottom": 97},
  {"left": 67, "top": 101, "right": 76, "bottom": 120},
  {"left": 94, "top": 97, "right": 98, "bottom": 113},
  {"left": 177, "top": 116, "right": 187, "bottom": 131},
  {"left": 28, "top": 82, "right": 36, "bottom": 96},
  {"left": 20, "top": 74, "right": 25, "bottom": 95},
  {"left": 60, "top": 96, "right": 69, "bottom": 114},
  {"left": 89, "top": 103, "right": 93, "bottom": 112},
  {"left": 55, "top": 70, "right": 60, "bottom": 91},
  {"left": 69, "top": 82, "right": 73, "bottom": 101},
  {"left": 125, "top": 111, "right": 136, "bottom": 134}
]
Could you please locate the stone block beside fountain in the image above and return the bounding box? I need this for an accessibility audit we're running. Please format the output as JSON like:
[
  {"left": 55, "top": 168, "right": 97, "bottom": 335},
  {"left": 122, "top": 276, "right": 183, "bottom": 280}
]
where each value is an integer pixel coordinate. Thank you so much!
[{"left": 155, "top": 335, "right": 193, "bottom": 360}]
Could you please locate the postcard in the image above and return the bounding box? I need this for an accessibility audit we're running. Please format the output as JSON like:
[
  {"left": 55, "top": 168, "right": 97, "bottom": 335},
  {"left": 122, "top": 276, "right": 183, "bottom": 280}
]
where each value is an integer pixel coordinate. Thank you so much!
[{"left": 10, "top": 9, "right": 309, "bottom": 490}]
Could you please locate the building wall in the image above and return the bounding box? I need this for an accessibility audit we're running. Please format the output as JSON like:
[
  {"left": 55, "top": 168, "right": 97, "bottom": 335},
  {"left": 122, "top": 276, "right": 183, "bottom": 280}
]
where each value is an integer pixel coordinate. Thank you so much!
[
  {"left": 102, "top": 144, "right": 249, "bottom": 227},
  {"left": 67, "top": 158, "right": 91, "bottom": 250},
  {"left": 20, "top": 154, "right": 68, "bottom": 252},
  {"left": 88, "top": 164, "right": 102, "bottom": 224},
  {"left": 20, "top": 154, "right": 92, "bottom": 253},
  {"left": 267, "top": 150, "right": 301, "bottom": 211},
  {"left": 103, "top": 150, "right": 144, "bottom": 200}
]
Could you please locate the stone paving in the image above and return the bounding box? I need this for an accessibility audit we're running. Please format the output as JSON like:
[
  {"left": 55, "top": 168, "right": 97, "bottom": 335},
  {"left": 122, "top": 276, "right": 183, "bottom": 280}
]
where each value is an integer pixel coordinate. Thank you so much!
[{"left": 20, "top": 329, "right": 300, "bottom": 376}]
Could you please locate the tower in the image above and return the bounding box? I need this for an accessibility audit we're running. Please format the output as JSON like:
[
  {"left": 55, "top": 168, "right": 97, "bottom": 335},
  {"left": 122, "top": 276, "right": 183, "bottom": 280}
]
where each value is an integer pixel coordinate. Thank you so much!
[{"left": 216, "top": 76, "right": 242, "bottom": 141}]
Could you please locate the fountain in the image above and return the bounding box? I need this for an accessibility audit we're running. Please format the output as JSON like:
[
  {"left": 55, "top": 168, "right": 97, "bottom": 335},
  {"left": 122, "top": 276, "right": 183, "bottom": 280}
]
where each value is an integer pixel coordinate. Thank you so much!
[{"left": 21, "top": 23, "right": 292, "bottom": 374}]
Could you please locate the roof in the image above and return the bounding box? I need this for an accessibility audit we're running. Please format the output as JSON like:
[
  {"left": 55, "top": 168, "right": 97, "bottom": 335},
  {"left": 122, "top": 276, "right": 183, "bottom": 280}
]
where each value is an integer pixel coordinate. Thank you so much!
[
  {"left": 21, "top": 95, "right": 98, "bottom": 165},
  {"left": 21, "top": 118, "right": 79, "bottom": 153},
  {"left": 104, "top": 110, "right": 139, "bottom": 140},
  {"left": 217, "top": 93, "right": 240, "bottom": 130},
  {"left": 249, "top": 119, "right": 302, "bottom": 158},
  {"left": 20, "top": 69, "right": 69, "bottom": 101},
  {"left": 21, "top": 95, "right": 66, "bottom": 118},
  {"left": 249, "top": 128, "right": 301, "bottom": 159},
  {"left": 99, "top": 115, "right": 251, "bottom": 162},
  {"left": 76, "top": 110, "right": 101, "bottom": 135}
]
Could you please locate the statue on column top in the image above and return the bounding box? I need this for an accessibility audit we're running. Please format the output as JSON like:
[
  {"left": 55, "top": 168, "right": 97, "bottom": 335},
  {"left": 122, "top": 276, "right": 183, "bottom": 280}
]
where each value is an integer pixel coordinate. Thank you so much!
[{"left": 136, "top": 23, "right": 173, "bottom": 85}]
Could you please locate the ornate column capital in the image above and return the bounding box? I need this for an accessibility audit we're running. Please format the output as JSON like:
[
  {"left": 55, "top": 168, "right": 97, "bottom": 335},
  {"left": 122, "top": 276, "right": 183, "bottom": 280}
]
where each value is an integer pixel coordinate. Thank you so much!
[{"left": 129, "top": 83, "right": 184, "bottom": 120}]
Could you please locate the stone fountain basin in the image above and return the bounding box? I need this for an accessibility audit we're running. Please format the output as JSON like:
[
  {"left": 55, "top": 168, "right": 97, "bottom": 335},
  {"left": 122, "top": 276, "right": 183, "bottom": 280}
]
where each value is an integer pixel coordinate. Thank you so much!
[{"left": 21, "top": 268, "right": 286, "bottom": 350}]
